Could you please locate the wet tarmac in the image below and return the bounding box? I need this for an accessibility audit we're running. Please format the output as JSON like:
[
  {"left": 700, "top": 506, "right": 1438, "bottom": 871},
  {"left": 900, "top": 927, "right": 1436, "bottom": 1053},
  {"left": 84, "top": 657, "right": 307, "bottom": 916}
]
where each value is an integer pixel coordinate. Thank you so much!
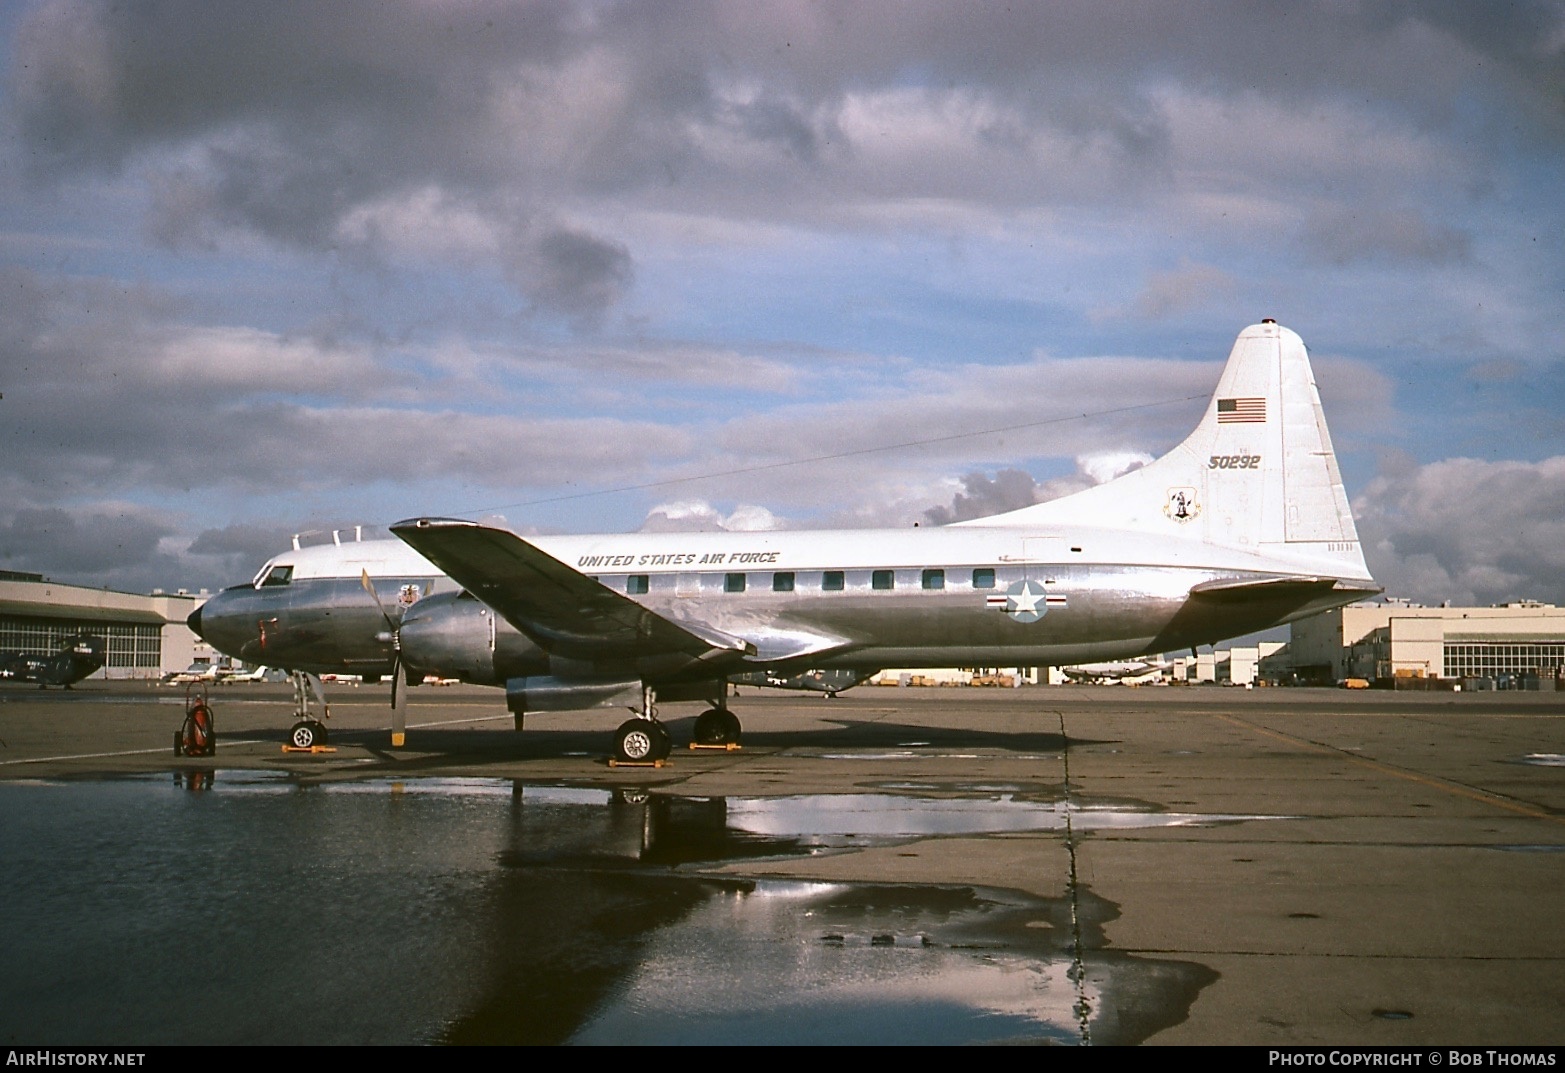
[{"left": 1, "top": 681, "right": 1562, "bottom": 1045}]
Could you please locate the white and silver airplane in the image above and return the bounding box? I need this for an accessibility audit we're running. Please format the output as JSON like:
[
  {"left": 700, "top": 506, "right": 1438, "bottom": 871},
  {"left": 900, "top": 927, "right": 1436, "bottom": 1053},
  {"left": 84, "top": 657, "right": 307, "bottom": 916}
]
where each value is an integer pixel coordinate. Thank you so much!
[{"left": 188, "top": 320, "right": 1378, "bottom": 761}]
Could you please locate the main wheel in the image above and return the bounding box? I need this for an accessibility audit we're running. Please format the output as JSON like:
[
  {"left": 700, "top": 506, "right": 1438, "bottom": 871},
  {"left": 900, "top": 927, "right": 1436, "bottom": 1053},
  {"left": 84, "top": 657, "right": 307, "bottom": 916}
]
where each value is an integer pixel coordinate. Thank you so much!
[
  {"left": 289, "top": 720, "right": 319, "bottom": 749},
  {"left": 614, "top": 719, "right": 660, "bottom": 763},
  {"left": 693, "top": 708, "right": 731, "bottom": 745},
  {"left": 719, "top": 709, "right": 741, "bottom": 744}
]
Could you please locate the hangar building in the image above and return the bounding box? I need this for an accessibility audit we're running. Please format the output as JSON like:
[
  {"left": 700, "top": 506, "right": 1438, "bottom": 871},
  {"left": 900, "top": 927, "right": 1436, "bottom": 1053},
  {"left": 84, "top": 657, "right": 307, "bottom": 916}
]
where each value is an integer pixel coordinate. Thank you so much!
[
  {"left": 0, "top": 570, "right": 209, "bottom": 680},
  {"left": 1290, "top": 599, "right": 1565, "bottom": 688}
]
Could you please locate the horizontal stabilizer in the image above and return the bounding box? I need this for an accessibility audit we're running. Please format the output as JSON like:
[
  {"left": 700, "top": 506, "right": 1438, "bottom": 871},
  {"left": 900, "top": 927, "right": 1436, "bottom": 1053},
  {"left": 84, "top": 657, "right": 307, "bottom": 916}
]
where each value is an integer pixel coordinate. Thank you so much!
[{"left": 1189, "top": 575, "right": 1375, "bottom": 598}]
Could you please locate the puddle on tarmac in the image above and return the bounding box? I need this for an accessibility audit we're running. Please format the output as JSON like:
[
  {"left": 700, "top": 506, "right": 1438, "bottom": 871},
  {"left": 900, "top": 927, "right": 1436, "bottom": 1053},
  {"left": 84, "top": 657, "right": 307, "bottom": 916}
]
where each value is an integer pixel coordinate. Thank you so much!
[
  {"left": 720, "top": 791, "right": 1288, "bottom": 844},
  {"left": 812, "top": 750, "right": 1056, "bottom": 762},
  {"left": 540, "top": 878, "right": 1213, "bottom": 1046},
  {"left": 1515, "top": 753, "right": 1565, "bottom": 767},
  {"left": 2, "top": 773, "right": 1237, "bottom": 1045}
]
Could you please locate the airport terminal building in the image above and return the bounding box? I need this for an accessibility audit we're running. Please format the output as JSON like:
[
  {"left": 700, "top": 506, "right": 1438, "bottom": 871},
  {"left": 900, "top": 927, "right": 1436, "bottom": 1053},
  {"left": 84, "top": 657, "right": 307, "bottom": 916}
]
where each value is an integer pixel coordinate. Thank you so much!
[
  {"left": 0, "top": 570, "right": 208, "bottom": 680},
  {"left": 1289, "top": 599, "right": 1565, "bottom": 688}
]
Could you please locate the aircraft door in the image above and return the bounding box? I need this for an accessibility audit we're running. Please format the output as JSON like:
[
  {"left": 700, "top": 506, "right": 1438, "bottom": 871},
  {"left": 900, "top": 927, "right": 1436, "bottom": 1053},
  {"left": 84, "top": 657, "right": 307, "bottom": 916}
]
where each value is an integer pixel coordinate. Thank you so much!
[{"left": 1021, "top": 538, "right": 1065, "bottom": 581}]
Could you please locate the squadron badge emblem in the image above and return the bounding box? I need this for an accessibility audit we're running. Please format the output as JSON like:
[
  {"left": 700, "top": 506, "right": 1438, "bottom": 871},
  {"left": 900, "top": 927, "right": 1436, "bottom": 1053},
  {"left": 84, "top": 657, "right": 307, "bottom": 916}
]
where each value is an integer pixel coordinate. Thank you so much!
[{"left": 1165, "top": 487, "right": 1200, "bottom": 523}]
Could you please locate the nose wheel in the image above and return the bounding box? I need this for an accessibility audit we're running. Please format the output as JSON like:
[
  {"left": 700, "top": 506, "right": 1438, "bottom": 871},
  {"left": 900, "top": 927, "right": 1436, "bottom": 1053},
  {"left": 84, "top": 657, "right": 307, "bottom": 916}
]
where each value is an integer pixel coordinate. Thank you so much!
[
  {"left": 289, "top": 720, "right": 329, "bottom": 749},
  {"left": 611, "top": 685, "right": 672, "bottom": 764},
  {"left": 613, "top": 718, "right": 671, "bottom": 764}
]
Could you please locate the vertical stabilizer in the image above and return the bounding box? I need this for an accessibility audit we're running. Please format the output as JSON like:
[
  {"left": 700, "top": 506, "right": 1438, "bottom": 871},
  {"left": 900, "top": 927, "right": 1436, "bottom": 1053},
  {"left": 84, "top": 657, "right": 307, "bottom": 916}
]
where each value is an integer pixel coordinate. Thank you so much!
[{"left": 959, "top": 322, "right": 1371, "bottom": 579}]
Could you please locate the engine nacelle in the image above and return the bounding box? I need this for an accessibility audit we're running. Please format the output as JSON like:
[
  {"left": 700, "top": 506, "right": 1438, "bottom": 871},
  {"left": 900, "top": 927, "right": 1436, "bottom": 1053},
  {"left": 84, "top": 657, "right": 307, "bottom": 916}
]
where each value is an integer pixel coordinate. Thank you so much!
[
  {"left": 399, "top": 591, "right": 546, "bottom": 685},
  {"left": 504, "top": 676, "right": 643, "bottom": 715}
]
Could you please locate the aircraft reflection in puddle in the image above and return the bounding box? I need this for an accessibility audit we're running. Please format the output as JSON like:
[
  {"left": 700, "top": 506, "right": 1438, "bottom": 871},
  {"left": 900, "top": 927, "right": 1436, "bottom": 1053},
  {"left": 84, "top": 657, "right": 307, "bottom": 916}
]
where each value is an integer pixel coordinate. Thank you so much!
[
  {"left": 4, "top": 774, "right": 1261, "bottom": 1044},
  {"left": 318, "top": 779, "right": 1291, "bottom": 859},
  {"left": 721, "top": 791, "right": 1289, "bottom": 843},
  {"left": 420, "top": 780, "right": 1253, "bottom": 1044},
  {"left": 339, "top": 780, "right": 1262, "bottom": 1045},
  {"left": 556, "top": 875, "right": 1223, "bottom": 1046}
]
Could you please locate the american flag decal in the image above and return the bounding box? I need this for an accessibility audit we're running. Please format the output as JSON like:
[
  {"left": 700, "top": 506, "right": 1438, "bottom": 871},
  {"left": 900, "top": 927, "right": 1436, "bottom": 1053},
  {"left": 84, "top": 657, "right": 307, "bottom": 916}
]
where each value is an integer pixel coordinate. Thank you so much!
[{"left": 1217, "top": 397, "right": 1266, "bottom": 423}]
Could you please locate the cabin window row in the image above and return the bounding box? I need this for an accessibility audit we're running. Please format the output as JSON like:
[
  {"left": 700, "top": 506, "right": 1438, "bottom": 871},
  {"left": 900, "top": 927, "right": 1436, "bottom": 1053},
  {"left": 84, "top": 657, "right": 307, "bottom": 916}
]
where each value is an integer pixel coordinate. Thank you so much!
[{"left": 616, "top": 567, "right": 997, "bottom": 595}]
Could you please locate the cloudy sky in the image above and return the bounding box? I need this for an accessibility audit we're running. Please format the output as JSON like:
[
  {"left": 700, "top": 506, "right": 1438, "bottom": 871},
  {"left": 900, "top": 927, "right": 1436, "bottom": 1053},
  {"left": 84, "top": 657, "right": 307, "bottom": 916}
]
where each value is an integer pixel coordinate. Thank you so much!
[{"left": 1, "top": 1, "right": 1562, "bottom": 608}]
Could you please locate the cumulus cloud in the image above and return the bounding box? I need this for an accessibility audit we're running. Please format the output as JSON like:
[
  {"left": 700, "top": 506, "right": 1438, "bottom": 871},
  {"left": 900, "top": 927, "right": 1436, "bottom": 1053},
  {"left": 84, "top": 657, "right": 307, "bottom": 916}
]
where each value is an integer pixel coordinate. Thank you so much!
[
  {"left": 0, "top": 1, "right": 1560, "bottom": 593},
  {"left": 11, "top": 2, "right": 1556, "bottom": 284},
  {"left": 505, "top": 226, "right": 635, "bottom": 324},
  {"left": 923, "top": 469, "right": 1041, "bottom": 525},
  {"left": 0, "top": 505, "right": 174, "bottom": 584},
  {"left": 1132, "top": 260, "right": 1237, "bottom": 320},
  {"left": 1355, "top": 456, "right": 1565, "bottom": 606},
  {"left": 184, "top": 522, "right": 297, "bottom": 574},
  {"left": 1302, "top": 206, "right": 1470, "bottom": 266},
  {"left": 1078, "top": 451, "right": 1152, "bottom": 485},
  {"left": 639, "top": 500, "right": 783, "bottom": 533},
  {"left": 922, "top": 452, "right": 1152, "bottom": 525}
]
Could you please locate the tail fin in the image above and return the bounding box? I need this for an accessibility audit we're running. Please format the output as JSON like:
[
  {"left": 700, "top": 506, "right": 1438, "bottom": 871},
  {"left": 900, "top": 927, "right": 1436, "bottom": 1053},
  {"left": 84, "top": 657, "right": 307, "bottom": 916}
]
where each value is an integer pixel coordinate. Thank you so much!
[{"left": 962, "top": 321, "right": 1372, "bottom": 580}]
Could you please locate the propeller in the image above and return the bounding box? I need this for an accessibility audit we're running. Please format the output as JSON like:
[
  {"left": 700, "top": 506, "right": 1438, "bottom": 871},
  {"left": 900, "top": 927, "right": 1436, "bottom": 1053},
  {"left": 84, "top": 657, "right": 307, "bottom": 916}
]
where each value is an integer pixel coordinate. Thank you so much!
[{"left": 361, "top": 570, "right": 409, "bottom": 747}]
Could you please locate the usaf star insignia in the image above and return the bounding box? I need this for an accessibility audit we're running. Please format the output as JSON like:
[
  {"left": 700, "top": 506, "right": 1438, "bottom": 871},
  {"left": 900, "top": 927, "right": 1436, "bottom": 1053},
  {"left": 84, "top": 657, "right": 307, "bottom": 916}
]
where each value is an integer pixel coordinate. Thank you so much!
[{"left": 986, "top": 579, "right": 1066, "bottom": 623}]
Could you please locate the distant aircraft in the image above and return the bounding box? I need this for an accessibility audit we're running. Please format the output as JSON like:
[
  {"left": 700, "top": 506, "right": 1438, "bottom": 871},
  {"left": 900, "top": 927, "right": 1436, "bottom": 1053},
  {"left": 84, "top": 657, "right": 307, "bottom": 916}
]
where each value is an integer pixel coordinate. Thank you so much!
[
  {"left": 162, "top": 661, "right": 219, "bottom": 684},
  {"left": 0, "top": 635, "right": 106, "bottom": 688},
  {"left": 1061, "top": 658, "right": 1172, "bottom": 684},
  {"left": 189, "top": 321, "right": 1379, "bottom": 761},
  {"left": 731, "top": 668, "right": 875, "bottom": 698}
]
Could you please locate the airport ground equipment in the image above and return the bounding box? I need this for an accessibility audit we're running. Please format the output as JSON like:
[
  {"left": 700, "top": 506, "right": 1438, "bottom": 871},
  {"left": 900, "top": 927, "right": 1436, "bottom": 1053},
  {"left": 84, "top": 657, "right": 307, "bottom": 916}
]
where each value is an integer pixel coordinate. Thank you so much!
[{"left": 174, "top": 685, "right": 216, "bottom": 758}]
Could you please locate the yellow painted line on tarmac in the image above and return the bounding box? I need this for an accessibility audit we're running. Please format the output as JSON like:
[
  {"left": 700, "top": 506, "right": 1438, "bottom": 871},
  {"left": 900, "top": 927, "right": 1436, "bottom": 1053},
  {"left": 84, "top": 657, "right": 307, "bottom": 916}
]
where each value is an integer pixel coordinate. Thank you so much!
[{"left": 1212, "top": 712, "right": 1565, "bottom": 827}]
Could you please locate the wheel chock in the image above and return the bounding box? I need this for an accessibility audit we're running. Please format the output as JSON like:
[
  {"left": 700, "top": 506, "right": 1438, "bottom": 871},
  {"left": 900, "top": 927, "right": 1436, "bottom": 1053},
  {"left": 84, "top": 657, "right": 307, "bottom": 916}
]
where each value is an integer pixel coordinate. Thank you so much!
[
  {"left": 281, "top": 744, "right": 338, "bottom": 754},
  {"left": 608, "top": 758, "right": 667, "bottom": 768},
  {"left": 687, "top": 742, "right": 742, "bottom": 752}
]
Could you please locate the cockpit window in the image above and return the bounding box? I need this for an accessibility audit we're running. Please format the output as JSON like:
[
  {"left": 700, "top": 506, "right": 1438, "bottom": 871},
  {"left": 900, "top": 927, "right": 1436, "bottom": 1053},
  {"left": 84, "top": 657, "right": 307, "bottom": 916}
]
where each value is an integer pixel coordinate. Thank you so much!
[{"left": 258, "top": 565, "right": 293, "bottom": 587}]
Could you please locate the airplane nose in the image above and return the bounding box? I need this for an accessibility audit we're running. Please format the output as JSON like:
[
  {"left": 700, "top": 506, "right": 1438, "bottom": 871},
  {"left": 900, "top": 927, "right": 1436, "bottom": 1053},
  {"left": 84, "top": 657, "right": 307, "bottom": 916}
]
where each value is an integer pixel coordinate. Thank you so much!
[{"left": 187, "top": 605, "right": 204, "bottom": 638}]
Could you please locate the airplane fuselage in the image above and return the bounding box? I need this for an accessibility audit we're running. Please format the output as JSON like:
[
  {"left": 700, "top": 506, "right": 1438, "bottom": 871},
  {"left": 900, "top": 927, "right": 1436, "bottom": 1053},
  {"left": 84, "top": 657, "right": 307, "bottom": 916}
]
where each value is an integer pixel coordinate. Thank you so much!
[{"left": 192, "top": 523, "right": 1364, "bottom": 687}]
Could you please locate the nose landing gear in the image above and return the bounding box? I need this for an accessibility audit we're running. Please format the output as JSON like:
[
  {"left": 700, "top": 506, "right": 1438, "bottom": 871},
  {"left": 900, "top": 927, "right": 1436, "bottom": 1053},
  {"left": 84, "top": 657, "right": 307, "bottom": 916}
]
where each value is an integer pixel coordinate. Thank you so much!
[
  {"left": 610, "top": 686, "right": 673, "bottom": 766},
  {"left": 284, "top": 671, "right": 332, "bottom": 751}
]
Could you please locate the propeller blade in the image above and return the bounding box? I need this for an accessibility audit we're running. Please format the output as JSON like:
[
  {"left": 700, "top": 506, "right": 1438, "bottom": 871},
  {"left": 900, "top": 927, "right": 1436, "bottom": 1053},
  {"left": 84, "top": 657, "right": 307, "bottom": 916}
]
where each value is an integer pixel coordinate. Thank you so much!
[
  {"left": 365, "top": 570, "right": 408, "bottom": 746},
  {"left": 360, "top": 570, "right": 398, "bottom": 630},
  {"left": 390, "top": 656, "right": 407, "bottom": 748}
]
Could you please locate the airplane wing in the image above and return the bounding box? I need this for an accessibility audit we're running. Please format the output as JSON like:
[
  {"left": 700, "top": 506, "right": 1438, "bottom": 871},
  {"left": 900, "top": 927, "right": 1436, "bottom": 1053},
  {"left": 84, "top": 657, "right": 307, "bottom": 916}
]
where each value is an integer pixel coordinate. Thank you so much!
[{"left": 390, "top": 517, "right": 756, "bottom": 664}]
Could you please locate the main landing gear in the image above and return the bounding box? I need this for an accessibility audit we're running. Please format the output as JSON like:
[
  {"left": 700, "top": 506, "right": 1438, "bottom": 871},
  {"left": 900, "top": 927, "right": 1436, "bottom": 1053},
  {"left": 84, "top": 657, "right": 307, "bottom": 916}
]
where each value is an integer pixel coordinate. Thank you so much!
[
  {"left": 691, "top": 706, "right": 742, "bottom": 747},
  {"left": 287, "top": 671, "right": 331, "bottom": 749}
]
